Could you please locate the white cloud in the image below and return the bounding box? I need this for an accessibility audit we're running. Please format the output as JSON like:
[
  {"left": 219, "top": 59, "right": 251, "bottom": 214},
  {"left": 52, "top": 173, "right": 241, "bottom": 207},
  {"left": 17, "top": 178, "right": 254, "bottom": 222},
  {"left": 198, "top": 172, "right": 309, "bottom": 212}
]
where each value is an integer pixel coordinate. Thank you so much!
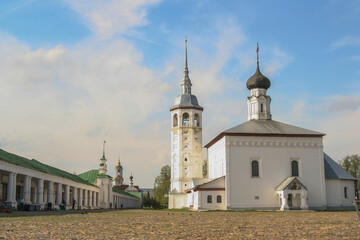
[
  {"left": 263, "top": 47, "right": 293, "bottom": 76},
  {"left": 320, "top": 107, "right": 360, "bottom": 161},
  {"left": 330, "top": 36, "right": 360, "bottom": 50},
  {"left": 0, "top": 36, "right": 171, "bottom": 187},
  {"left": 290, "top": 100, "right": 305, "bottom": 121},
  {"left": 325, "top": 96, "right": 360, "bottom": 112},
  {"left": 65, "top": 0, "right": 161, "bottom": 39}
]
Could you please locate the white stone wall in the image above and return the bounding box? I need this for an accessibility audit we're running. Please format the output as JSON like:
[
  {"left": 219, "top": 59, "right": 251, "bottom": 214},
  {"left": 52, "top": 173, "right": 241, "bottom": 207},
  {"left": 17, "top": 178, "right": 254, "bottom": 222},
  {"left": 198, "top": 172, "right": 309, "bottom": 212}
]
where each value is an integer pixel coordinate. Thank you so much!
[
  {"left": 325, "top": 179, "right": 355, "bottom": 208},
  {"left": 197, "top": 190, "right": 225, "bottom": 210},
  {"left": 112, "top": 192, "right": 141, "bottom": 209},
  {"left": 208, "top": 137, "right": 226, "bottom": 179},
  {"left": 168, "top": 193, "right": 187, "bottom": 209},
  {"left": 207, "top": 135, "right": 327, "bottom": 210},
  {"left": 1, "top": 160, "right": 141, "bottom": 210},
  {"left": 0, "top": 160, "right": 99, "bottom": 209}
]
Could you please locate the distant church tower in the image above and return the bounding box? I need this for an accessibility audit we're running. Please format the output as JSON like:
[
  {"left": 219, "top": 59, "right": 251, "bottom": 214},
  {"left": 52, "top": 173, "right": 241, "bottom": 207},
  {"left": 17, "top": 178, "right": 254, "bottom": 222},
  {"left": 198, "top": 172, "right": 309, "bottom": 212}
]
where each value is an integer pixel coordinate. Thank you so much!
[
  {"left": 114, "top": 156, "right": 124, "bottom": 186},
  {"left": 169, "top": 38, "right": 204, "bottom": 208},
  {"left": 246, "top": 43, "right": 272, "bottom": 120},
  {"left": 99, "top": 141, "right": 108, "bottom": 175}
]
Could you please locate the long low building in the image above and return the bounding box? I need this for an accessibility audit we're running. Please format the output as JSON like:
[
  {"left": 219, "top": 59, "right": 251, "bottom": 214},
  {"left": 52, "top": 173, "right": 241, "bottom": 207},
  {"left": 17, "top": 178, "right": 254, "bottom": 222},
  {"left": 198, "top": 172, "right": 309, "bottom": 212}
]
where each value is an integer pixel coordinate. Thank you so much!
[{"left": 0, "top": 148, "right": 141, "bottom": 210}]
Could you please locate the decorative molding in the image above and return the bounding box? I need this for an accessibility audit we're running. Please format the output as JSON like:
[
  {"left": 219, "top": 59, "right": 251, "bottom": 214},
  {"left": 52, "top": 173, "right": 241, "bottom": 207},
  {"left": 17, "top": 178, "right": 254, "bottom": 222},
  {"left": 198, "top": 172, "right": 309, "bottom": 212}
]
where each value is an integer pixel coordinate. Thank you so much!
[{"left": 225, "top": 139, "right": 323, "bottom": 148}]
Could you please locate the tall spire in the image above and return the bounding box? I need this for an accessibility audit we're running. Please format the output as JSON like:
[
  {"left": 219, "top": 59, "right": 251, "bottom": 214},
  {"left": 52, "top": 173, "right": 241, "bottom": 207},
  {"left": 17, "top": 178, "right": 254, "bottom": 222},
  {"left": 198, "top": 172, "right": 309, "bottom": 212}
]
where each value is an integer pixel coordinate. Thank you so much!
[
  {"left": 118, "top": 155, "right": 120, "bottom": 165},
  {"left": 256, "top": 42, "right": 259, "bottom": 70},
  {"left": 102, "top": 140, "right": 106, "bottom": 158},
  {"left": 181, "top": 35, "right": 192, "bottom": 94},
  {"left": 185, "top": 35, "right": 188, "bottom": 72}
]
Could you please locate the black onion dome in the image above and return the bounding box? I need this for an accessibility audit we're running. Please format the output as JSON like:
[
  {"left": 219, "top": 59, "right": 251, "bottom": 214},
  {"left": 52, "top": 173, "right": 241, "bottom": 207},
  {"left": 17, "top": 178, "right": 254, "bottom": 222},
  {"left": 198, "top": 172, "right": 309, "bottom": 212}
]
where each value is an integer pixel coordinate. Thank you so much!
[{"left": 246, "top": 66, "right": 271, "bottom": 90}]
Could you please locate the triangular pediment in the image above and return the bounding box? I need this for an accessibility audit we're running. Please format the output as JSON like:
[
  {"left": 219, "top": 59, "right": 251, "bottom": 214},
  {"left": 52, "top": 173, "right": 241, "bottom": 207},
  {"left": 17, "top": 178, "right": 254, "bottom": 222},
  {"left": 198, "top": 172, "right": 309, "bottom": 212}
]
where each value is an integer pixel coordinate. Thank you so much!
[{"left": 276, "top": 177, "right": 307, "bottom": 191}]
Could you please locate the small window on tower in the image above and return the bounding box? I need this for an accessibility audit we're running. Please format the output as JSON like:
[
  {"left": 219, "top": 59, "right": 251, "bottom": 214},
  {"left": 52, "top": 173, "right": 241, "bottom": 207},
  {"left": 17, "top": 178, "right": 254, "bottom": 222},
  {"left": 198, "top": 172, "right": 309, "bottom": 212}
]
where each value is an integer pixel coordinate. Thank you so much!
[
  {"left": 194, "top": 113, "right": 200, "bottom": 127},
  {"left": 173, "top": 114, "right": 178, "bottom": 127},
  {"left": 182, "top": 113, "right": 190, "bottom": 126},
  {"left": 261, "top": 104, "right": 264, "bottom": 113},
  {"left": 184, "top": 158, "right": 187, "bottom": 162}
]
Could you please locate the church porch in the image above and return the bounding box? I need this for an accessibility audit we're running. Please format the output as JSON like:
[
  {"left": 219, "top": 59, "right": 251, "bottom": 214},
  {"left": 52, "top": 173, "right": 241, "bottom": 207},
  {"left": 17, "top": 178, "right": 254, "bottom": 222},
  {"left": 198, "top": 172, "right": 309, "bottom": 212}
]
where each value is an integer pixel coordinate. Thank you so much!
[{"left": 276, "top": 177, "right": 308, "bottom": 210}]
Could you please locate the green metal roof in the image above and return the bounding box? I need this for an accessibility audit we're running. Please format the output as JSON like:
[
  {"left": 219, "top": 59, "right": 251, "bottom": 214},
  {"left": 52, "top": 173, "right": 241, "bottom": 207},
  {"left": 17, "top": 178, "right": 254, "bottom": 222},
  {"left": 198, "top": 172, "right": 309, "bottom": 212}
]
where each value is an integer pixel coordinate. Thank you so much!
[
  {"left": 0, "top": 148, "right": 97, "bottom": 187},
  {"left": 78, "top": 169, "right": 99, "bottom": 185},
  {"left": 128, "top": 192, "right": 142, "bottom": 199},
  {"left": 112, "top": 187, "right": 141, "bottom": 199}
]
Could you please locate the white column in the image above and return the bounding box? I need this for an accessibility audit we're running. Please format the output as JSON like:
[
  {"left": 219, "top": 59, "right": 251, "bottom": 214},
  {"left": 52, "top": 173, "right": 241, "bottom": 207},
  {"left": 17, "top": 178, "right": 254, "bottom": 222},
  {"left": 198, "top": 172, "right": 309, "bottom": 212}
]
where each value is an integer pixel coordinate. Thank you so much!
[
  {"left": 84, "top": 189, "right": 88, "bottom": 207},
  {"left": 78, "top": 189, "right": 83, "bottom": 209},
  {"left": 108, "top": 183, "right": 112, "bottom": 207},
  {"left": 300, "top": 190, "right": 308, "bottom": 210},
  {"left": 48, "top": 181, "right": 54, "bottom": 204},
  {"left": 23, "top": 176, "right": 31, "bottom": 204},
  {"left": 6, "top": 172, "right": 15, "bottom": 204},
  {"left": 90, "top": 191, "right": 94, "bottom": 207},
  {"left": 37, "top": 179, "right": 44, "bottom": 205},
  {"left": 73, "top": 187, "right": 78, "bottom": 208},
  {"left": 13, "top": 173, "right": 18, "bottom": 202},
  {"left": 64, "top": 185, "right": 70, "bottom": 207},
  {"left": 56, "top": 183, "right": 62, "bottom": 205}
]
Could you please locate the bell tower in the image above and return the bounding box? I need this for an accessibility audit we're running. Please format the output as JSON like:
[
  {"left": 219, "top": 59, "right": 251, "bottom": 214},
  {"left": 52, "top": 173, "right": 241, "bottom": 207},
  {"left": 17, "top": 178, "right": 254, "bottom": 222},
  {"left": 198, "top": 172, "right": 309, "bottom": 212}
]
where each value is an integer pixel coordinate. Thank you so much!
[
  {"left": 169, "top": 37, "right": 204, "bottom": 208},
  {"left": 114, "top": 156, "right": 124, "bottom": 186}
]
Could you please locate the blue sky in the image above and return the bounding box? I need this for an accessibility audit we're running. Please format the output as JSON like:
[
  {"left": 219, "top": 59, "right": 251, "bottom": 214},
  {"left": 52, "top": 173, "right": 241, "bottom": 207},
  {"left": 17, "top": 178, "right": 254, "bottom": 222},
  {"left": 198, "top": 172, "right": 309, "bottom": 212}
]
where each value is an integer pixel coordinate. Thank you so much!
[{"left": 0, "top": 0, "right": 359, "bottom": 187}]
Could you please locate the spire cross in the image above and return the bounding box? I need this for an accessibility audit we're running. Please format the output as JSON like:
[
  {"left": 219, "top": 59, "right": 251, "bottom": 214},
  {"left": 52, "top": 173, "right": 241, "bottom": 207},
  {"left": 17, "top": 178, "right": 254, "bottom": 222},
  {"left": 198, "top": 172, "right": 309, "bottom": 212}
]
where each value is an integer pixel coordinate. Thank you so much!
[
  {"left": 256, "top": 42, "right": 259, "bottom": 68},
  {"left": 185, "top": 35, "right": 188, "bottom": 70},
  {"left": 102, "top": 140, "right": 106, "bottom": 158}
]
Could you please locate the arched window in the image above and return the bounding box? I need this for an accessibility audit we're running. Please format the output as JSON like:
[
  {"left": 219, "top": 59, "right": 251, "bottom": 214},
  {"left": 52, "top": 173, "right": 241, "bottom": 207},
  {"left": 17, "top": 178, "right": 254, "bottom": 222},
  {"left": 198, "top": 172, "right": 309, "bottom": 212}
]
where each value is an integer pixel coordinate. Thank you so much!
[
  {"left": 207, "top": 195, "right": 212, "bottom": 203},
  {"left": 194, "top": 113, "right": 200, "bottom": 127},
  {"left": 251, "top": 160, "right": 259, "bottom": 177},
  {"left": 291, "top": 160, "right": 299, "bottom": 177},
  {"left": 260, "top": 103, "right": 264, "bottom": 113},
  {"left": 173, "top": 114, "right": 178, "bottom": 127},
  {"left": 344, "top": 187, "right": 348, "bottom": 198},
  {"left": 182, "top": 113, "right": 190, "bottom": 126},
  {"left": 217, "top": 195, "right": 222, "bottom": 203}
]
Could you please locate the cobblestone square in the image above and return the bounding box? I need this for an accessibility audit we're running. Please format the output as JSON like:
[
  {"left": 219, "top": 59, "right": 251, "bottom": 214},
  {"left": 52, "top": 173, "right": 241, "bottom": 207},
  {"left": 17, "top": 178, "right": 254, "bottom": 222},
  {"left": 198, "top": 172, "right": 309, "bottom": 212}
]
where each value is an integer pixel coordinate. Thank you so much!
[{"left": 1, "top": 210, "right": 359, "bottom": 239}]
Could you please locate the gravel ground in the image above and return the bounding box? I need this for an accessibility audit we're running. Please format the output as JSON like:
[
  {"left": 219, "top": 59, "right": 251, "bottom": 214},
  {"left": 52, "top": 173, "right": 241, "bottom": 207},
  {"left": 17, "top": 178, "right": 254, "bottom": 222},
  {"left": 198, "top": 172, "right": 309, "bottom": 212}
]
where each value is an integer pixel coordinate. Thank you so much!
[{"left": 0, "top": 210, "right": 359, "bottom": 239}]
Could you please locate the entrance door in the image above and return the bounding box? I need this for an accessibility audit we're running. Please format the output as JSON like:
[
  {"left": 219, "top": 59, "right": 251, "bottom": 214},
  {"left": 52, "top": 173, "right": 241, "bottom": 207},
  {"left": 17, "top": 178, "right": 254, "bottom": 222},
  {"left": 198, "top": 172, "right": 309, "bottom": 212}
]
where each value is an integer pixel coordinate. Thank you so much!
[{"left": 288, "top": 194, "right": 292, "bottom": 207}]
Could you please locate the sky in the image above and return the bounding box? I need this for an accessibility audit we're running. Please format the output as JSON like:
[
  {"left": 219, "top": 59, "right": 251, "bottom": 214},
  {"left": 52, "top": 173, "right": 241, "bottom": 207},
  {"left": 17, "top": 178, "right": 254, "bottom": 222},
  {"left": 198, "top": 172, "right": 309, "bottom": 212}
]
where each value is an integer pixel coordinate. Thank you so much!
[{"left": 0, "top": 0, "right": 359, "bottom": 187}]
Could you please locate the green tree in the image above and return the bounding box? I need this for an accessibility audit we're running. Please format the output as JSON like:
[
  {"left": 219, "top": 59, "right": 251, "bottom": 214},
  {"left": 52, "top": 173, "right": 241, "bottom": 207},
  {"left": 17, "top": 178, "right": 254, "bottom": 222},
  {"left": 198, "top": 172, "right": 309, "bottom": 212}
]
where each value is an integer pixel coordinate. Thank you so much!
[
  {"left": 339, "top": 154, "right": 360, "bottom": 198},
  {"left": 153, "top": 165, "right": 171, "bottom": 208},
  {"left": 142, "top": 191, "right": 152, "bottom": 207}
]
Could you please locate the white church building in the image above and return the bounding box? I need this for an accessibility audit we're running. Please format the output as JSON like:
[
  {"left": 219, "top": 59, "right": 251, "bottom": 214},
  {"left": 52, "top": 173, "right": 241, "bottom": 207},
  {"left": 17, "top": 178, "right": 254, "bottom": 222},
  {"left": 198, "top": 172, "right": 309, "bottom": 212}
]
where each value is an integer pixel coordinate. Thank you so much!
[{"left": 168, "top": 42, "right": 356, "bottom": 210}]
